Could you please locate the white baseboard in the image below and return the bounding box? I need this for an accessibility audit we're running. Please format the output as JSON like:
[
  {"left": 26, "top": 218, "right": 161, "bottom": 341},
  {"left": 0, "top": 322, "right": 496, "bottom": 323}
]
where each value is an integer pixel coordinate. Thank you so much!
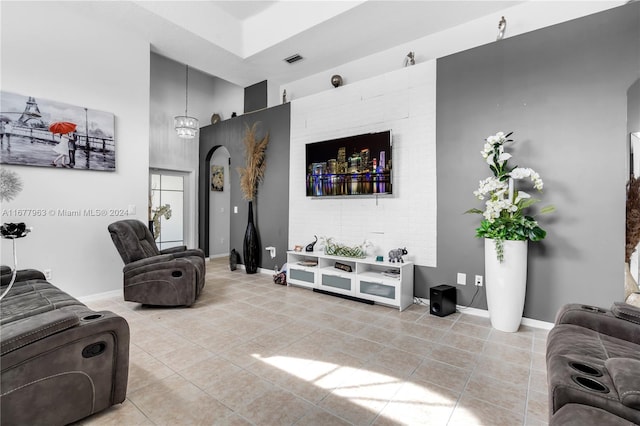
[
  {"left": 520, "top": 316, "right": 554, "bottom": 330},
  {"left": 415, "top": 297, "right": 553, "bottom": 330},
  {"left": 78, "top": 289, "right": 122, "bottom": 304},
  {"left": 207, "top": 253, "right": 229, "bottom": 260},
  {"left": 76, "top": 275, "right": 552, "bottom": 330},
  {"left": 234, "top": 264, "right": 277, "bottom": 275}
]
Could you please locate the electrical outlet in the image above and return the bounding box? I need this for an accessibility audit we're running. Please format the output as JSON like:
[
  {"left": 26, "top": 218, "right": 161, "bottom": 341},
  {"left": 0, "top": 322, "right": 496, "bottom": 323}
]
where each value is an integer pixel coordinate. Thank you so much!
[
  {"left": 457, "top": 272, "right": 466, "bottom": 285},
  {"left": 44, "top": 269, "right": 52, "bottom": 280},
  {"left": 475, "top": 275, "right": 483, "bottom": 286}
]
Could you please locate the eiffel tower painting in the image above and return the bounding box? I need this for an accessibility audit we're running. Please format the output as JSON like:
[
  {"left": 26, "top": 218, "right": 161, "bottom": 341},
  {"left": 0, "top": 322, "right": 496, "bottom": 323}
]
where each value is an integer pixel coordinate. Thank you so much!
[
  {"left": 0, "top": 90, "right": 115, "bottom": 171},
  {"left": 18, "top": 96, "right": 45, "bottom": 128}
]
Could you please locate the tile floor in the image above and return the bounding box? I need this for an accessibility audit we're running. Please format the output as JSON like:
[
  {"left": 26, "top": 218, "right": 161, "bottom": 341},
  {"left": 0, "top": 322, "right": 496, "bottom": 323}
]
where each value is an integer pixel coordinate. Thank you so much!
[{"left": 76, "top": 257, "right": 549, "bottom": 426}]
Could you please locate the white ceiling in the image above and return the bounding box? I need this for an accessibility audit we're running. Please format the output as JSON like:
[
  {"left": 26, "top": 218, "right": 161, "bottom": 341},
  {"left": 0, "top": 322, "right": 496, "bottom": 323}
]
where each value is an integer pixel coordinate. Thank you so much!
[
  {"left": 75, "top": 1, "right": 525, "bottom": 87},
  {"left": 215, "top": 1, "right": 278, "bottom": 20}
]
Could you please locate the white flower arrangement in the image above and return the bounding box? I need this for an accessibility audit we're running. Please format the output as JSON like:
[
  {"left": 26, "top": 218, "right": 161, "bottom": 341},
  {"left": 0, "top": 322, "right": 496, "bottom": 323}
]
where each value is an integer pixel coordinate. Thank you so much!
[{"left": 467, "top": 131, "right": 554, "bottom": 261}]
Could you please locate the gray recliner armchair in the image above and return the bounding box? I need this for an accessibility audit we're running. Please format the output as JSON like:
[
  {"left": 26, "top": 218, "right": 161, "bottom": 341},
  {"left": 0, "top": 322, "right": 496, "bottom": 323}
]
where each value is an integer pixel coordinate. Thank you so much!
[{"left": 108, "top": 219, "right": 205, "bottom": 306}]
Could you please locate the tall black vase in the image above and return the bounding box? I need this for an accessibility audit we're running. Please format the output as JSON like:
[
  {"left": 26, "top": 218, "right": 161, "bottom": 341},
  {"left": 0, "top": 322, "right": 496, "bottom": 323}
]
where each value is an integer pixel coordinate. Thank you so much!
[{"left": 243, "top": 201, "right": 259, "bottom": 274}]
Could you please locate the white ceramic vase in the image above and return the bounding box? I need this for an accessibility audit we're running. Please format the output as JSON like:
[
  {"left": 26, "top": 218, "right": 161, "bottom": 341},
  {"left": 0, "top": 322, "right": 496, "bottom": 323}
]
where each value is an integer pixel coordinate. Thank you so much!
[{"left": 484, "top": 238, "right": 528, "bottom": 332}]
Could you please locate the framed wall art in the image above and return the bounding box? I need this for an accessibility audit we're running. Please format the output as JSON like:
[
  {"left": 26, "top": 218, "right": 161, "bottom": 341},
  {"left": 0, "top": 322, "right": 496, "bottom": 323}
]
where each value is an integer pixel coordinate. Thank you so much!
[
  {"left": 210, "top": 165, "right": 224, "bottom": 191},
  {"left": 0, "top": 91, "right": 115, "bottom": 171}
]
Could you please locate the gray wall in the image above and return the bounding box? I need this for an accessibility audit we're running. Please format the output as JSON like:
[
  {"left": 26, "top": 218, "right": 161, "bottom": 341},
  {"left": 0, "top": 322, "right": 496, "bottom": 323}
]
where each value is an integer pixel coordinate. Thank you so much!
[
  {"left": 199, "top": 103, "right": 291, "bottom": 271},
  {"left": 421, "top": 3, "right": 640, "bottom": 322},
  {"left": 244, "top": 80, "right": 268, "bottom": 114},
  {"left": 150, "top": 52, "right": 243, "bottom": 172}
]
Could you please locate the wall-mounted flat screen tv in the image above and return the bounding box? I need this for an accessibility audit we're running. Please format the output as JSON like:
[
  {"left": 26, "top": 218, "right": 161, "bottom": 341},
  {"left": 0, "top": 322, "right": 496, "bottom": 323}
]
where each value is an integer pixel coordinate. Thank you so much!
[{"left": 306, "top": 130, "right": 392, "bottom": 197}]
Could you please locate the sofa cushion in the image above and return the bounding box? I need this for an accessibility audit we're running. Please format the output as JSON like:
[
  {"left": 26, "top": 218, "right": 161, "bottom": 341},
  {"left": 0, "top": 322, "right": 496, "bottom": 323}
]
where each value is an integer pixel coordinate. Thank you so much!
[{"left": 606, "top": 357, "right": 640, "bottom": 409}]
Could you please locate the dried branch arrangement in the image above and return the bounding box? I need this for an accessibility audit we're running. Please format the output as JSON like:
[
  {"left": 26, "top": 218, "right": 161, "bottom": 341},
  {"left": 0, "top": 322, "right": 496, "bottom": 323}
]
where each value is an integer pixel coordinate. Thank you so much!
[
  {"left": 626, "top": 176, "right": 640, "bottom": 263},
  {"left": 237, "top": 122, "right": 269, "bottom": 201}
]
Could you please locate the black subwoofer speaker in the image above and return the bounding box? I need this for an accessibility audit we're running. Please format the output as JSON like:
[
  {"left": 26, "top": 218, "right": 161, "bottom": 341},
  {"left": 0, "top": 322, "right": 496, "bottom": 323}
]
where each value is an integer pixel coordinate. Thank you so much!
[{"left": 430, "top": 284, "right": 456, "bottom": 317}]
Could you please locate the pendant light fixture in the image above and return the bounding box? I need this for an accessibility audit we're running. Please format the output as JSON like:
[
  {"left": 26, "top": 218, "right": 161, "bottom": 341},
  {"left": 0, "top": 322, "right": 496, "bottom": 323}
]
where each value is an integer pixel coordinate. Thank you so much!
[{"left": 174, "top": 64, "right": 199, "bottom": 139}]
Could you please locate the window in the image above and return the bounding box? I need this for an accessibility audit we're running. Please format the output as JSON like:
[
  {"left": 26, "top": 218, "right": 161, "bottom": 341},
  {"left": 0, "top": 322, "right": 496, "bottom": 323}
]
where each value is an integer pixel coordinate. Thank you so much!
[{"left": 150, "top": 172, "right": 184, "bottom": 250}]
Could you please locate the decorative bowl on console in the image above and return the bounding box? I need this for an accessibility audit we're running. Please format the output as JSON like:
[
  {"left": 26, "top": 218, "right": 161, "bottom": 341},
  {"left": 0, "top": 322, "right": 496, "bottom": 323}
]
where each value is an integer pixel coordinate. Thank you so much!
[{"left": 322, "top": 237, "right": 369, "bottom": 258}]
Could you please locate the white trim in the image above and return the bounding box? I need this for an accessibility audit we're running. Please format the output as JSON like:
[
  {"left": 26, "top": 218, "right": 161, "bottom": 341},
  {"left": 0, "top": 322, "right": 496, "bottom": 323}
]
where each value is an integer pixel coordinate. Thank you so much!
[
  {"left": 207, "top": 253, "right": 229, "bottom": 260},
  {"left": 77, "top": 289, "right": 122, "bottom": 304},
  {"left": 234, "top": 264, "right": 278, "bottom": 276},
  {"left": 521, "top": 316, "right": 554, "bottom": 330},
  {"left": 75, "top": 281, "right": 552, "bottom": 330},
  {"left": 415, "top": 297, "right": 554, "bottom": 330}
]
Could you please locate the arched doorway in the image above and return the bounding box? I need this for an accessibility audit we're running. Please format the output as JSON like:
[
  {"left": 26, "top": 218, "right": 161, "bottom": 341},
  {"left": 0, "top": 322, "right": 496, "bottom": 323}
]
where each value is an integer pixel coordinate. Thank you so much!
[{"left": 206, "top": 145, "right": 231, "bottom": 258}]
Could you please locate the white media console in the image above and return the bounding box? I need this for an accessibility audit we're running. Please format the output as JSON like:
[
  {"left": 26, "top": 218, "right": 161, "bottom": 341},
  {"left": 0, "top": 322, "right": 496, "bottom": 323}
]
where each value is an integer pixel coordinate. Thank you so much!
[{"left": 286, "top": 251, "right": 414, "bottom": 311}]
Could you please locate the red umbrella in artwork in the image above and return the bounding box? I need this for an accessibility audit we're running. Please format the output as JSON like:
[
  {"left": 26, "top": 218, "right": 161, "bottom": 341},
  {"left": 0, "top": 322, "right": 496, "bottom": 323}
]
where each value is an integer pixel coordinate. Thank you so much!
[{"left": 49, "top": 121, "right": 77, "bottom": 134}]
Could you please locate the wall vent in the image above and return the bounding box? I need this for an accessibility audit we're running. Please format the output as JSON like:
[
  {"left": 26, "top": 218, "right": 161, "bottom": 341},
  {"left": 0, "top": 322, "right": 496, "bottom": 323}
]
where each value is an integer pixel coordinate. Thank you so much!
[{"left": 284, "top": 54, "right": 304, "bottom": 64}]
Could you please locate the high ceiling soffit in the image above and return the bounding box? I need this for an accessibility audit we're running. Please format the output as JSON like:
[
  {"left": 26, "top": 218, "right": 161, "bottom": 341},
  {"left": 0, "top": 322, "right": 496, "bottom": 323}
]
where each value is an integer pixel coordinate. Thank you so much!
[
  {"left": 73, "top": 1, "right": 529, "bottom": 87},
  {"left": 134, "top": 1, "right": 366, "bottom": 58}
]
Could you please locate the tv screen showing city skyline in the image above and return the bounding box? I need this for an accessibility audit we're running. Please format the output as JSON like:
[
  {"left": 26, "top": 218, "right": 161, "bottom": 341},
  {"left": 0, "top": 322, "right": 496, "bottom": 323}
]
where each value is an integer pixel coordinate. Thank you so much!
[{"left": 305, "top": 130, "right": 392, "bottom": 197}]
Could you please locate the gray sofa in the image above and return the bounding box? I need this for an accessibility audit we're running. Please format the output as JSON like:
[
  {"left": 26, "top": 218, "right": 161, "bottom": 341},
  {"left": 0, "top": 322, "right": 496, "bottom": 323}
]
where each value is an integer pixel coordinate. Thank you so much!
[
  {"left": 108, "top": 219, "right": 206, "bottom": 306},
  {"left": 0, "top": 267, "right": 129, "bottom": 425},
  {"left": 547, "top": 302, "right": 640, "bottom": 425}
]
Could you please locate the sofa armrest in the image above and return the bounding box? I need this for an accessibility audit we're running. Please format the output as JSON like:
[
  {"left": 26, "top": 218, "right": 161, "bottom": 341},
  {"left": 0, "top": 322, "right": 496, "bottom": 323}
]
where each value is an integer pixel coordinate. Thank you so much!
[
  {"left": 167, "top": 249, "right": 205, "bottom": 260},
  {"left": 123, "top": 256, "right": 201, "bottom": 281},
  {"left": 1, "top": 310, "right": 80, "bottom": 355},
  {"left": 555, "top": 303, "right": 640, "bottom": 345},
  {"left": 160, "top": 245, "right": 187, "bottom": 254},
  {"left": 123, "top": 250, "right": 205, "bottom": 273},
  {"left": 122, "top": 254, "right": 177, "bottom": 272},
  {"left": 611, "top": 302, "right": 640, "bottom": 325},
  {"left": 161, "top": 246, "right": 205, "bottom": 259}
]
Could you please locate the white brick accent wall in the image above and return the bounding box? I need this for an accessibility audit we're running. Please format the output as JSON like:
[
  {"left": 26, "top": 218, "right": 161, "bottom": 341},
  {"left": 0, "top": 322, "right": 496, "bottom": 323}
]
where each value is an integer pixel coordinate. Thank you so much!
[{"left": 289, "top": 61, "right": 437, "bottom": 267}]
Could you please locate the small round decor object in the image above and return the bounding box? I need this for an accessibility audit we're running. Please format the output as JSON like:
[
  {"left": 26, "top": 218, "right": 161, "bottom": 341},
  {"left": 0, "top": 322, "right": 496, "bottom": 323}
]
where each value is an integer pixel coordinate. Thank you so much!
[
  {"left": 211, "top": 113, "right": 221, "bottom": 125},
  {"left": 331, "top": 74, "right": 343, "bottom": 88}
]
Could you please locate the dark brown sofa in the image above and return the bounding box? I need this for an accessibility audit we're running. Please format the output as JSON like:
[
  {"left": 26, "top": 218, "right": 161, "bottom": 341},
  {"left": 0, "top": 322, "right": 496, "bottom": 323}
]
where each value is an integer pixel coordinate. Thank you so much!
[
  {"left": 0, "top": 267, "right": 129, "bottom": 425},
  {"left": 547, "top": 303, "right": 640, "bottom": 425},
  {"left": 108, "top": 219, "right": 205, "bottom": 306}
]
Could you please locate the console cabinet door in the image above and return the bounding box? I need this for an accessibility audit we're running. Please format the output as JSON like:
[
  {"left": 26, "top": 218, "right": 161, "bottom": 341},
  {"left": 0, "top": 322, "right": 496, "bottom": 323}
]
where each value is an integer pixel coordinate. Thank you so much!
[
  {"left": 356, "top": 277, "right": 400, "bottom": 306},
  {"left": 288, "top": 266, "right": 317, "bottom": 288},
  {"left": 318, "top": 270, "right": 354, "bottom": 296}
]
